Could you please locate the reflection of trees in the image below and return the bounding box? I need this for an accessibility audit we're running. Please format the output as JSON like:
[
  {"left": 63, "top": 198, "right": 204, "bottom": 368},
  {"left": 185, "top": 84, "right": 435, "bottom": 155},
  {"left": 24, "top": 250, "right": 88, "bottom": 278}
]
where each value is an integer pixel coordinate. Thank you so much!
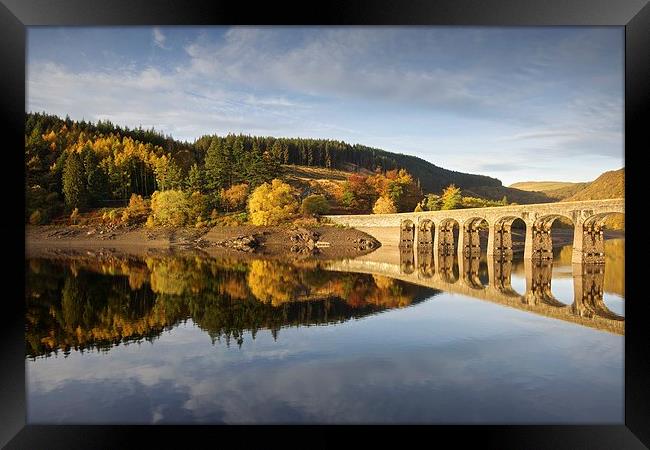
[
  {"left": 247, "top": 260, "right": 302, "bottom": 306},
  {"left": 26, "top": 256, "right": 436, "bottom": 357},
  {"left": 26, "top": 261, "right": 169, "bottom": 358},
  {"left": 603, "top": 239, "right": 624, "bottom": 297}
]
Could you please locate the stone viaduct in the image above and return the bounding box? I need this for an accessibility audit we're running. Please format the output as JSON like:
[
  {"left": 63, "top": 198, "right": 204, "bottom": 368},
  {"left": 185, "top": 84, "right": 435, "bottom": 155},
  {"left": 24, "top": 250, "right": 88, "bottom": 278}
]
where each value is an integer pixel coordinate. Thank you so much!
[{"left": 325, "top": 198, "right": 624, "bottom": 265}]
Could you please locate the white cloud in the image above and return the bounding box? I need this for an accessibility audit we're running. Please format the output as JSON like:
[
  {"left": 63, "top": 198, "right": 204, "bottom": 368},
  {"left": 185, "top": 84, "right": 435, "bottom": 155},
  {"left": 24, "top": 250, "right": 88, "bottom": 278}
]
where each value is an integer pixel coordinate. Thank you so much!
[
  {"left": 26, "top": 27, "right": 624, "bottom": 182},
  {"left": 152, "top": 27, "right": 169, "bottom": 49}
]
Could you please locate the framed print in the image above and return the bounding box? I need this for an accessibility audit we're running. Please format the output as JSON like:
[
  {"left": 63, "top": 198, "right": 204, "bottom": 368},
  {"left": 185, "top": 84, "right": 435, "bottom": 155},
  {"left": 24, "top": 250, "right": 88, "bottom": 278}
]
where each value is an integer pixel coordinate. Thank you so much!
[{"left": 1, "top": 0, "right": 648, "bottom": 448}]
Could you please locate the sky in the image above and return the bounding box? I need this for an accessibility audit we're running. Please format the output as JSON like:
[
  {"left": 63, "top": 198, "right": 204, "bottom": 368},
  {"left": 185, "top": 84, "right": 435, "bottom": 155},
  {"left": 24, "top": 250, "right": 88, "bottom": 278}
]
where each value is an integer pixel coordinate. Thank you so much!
[{"left": 26, "top": 26, "right": 624, "bottom": 186}]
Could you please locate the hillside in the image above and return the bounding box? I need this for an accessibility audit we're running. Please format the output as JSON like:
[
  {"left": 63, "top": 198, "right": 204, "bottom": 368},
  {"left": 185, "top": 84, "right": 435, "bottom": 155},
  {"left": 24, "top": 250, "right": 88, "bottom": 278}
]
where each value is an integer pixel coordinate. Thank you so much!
[
  {"left": 509, "top": 181, "right": 589, "bottom": 200},
  {"left": 510, "top": 181, "right": 579, "bottom": 192},
  {"left": 26, "top": 112, "right": 553, "bottom": 206},
  {"left": 564, "top": 168, "right": 624, "bottom": 201},
  {"left": 510, "top": 168, "right": 624, "bottom": 203},
  {"left": 365, "top": 151, "right": 552, "bottom": 204},
  {"left": 463, "top": 185, "right": 552, "bottom": 205}
]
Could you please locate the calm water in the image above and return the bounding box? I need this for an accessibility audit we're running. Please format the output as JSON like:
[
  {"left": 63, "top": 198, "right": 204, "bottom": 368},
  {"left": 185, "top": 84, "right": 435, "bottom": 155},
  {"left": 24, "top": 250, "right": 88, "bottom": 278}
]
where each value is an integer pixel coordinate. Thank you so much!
[{"left": 25, "top": 239, "right": 624, "bottom": 424}]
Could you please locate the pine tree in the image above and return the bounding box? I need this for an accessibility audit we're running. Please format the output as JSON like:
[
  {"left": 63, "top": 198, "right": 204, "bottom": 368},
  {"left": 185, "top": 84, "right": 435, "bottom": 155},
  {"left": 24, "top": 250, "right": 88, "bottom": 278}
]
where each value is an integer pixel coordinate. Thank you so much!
[
  {"left": 62, "top": 152, "right": 88, "bottom": 211},
  {"left": 205, "top": 138, "right": 234, "bottom": 190},
  {"left": 83, "top": 148, "right": 109, "bottom": 206},
  {"left": 185, "top": 163, "right": 205, "bottom": 193},
  {"left": 154, "top": 155, "right": 183, "bottom": 191}
]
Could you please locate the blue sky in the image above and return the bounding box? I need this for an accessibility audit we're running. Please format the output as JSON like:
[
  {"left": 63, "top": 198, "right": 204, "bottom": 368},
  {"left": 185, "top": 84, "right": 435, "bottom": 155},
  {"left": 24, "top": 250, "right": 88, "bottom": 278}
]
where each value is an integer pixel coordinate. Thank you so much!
[{"left": 26, "top": 26, "right": 624, "bottom": 185}]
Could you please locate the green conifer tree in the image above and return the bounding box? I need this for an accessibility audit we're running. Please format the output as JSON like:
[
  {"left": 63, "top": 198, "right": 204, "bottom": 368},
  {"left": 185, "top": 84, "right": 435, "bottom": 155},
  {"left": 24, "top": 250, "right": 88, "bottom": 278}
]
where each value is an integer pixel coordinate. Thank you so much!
[{"left": 62, "top": 152, "right": 88, "bottom": 210}]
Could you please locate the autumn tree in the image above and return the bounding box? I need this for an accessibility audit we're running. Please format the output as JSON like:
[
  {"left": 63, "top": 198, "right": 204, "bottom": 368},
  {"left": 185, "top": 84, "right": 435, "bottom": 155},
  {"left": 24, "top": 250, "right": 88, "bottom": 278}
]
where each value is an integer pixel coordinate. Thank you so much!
[
  {"left": 220, "top": 183, "right": 249, "bottom": 212},
  {"left": 372, "top": 196, "right": 397, "bottom": 214},
  {"left": 248, "top": 179, "right": 299, "bottom": 225},
  {"left": 150, "top": 190, "right": 189, "bottom": 226},
  {"left": 441, "top": 184, "right": 462, "bottom": 210},
  {"left": 366, "top": 169, "right": 420, "bottom": 212},
  {"left": 340, "top": 174, "right": 375, "bottom": 211}
]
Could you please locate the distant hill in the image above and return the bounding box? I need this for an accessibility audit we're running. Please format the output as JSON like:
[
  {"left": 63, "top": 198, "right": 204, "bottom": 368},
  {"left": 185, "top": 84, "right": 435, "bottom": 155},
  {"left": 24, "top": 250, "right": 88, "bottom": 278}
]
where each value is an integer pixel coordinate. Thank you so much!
[
  {"left": 511, "top": 169, "right": 625, "bottom": 230},
  {"left": 463, "top": 185, "right": 552, "bottom": 205},
  {"left": 509, "top": 181, "right": 589, "bottom": 200},
  {"left": 564, "top": 168, "right": 624, "bottom": 201},
  {"left": 510, "top": 181, "right": 581, "bottom": 192}
]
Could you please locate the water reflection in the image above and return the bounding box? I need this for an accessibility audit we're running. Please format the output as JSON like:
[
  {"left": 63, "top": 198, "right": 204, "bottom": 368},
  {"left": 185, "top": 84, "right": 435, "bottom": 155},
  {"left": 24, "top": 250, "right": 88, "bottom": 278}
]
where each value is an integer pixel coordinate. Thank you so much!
[
  {"left": 330, "top": 238, "right": 625, "bottom": 335},
  {"left": 25, "top": 256, "right": 439, "bottom": 358},
  {"left": 25, "top": 240, "right": 624, "bottom": 424}
]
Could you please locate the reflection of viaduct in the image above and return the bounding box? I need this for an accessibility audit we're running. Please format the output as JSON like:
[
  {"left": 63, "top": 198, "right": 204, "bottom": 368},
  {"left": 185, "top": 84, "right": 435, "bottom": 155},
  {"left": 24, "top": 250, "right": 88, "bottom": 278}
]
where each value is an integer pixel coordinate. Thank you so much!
[
  {"left": 326, "top": 251, "right": 624, "bottom": 335},
  {"left": 326, "top": 198, "right": 624, "bottom": 264}
]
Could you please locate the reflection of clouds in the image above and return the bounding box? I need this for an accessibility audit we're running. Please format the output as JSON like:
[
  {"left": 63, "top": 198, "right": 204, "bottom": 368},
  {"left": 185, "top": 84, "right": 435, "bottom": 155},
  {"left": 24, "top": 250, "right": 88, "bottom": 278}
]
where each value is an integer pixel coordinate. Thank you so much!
[{"left": 28, "top": 298, "right": 623, "bottom": 424}]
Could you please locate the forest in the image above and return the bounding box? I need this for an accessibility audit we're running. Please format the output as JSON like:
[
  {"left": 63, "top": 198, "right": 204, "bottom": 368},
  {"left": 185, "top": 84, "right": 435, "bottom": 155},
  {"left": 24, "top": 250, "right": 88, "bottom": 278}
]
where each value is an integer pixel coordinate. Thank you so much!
[{"left": 25, "top": 112, "right": 510, "bottom": 226}]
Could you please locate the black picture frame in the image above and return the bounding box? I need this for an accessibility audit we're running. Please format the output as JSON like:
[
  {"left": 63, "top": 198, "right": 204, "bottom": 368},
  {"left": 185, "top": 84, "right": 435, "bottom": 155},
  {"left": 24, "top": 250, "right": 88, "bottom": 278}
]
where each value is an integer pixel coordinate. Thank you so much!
[{"left": 2, "top": 0, "right": 648, "bottom": 448}]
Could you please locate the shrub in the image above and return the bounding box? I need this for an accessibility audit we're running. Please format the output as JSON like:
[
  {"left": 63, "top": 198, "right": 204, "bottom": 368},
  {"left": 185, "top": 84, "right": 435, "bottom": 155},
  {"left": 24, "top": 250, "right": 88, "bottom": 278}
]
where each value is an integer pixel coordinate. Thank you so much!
[
  {"left": 195, "top": 215, "right": 208, "bottom": 228},
  {"left": 211, "top": 212, "right": 248, "bottom": 226},
  {"left": 372, "top": 196, "right": 397, "bottom": 214},
  {"left": 128, "top": 193, "right": 147, "bottom": 211},
  {"left": 248, "top": 179, "right": 299, "bottom": 225},
  {"left": 145, "top": 215, "right": 155, "bottom": 228},
  {"left": 300, "top": 194, "right": 330, "bottom": 216}
]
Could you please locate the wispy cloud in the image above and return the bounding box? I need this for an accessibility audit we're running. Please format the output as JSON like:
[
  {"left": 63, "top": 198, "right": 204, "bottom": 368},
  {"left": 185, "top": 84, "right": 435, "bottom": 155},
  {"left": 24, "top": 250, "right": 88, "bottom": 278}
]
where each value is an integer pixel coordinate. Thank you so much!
[
  {"left": 152, "top": 27, "right": 169, "bottom": 49},
  {"left": 26, "top": 26, "right": 624, "bottom": 183}
]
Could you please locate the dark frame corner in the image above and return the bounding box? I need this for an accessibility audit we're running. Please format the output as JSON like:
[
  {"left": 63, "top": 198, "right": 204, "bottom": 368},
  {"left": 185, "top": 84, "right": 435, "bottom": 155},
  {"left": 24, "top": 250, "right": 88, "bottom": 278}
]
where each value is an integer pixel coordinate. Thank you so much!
[{"left": 1, "top": 0, "right": 648, "bottom": 448}]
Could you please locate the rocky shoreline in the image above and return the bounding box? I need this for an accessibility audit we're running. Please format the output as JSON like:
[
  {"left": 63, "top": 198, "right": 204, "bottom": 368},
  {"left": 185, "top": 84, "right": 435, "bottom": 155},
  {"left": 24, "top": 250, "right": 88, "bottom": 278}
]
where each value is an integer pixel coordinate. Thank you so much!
[{"left": 25, "top": 223, "right": 382, "bottom": 260}]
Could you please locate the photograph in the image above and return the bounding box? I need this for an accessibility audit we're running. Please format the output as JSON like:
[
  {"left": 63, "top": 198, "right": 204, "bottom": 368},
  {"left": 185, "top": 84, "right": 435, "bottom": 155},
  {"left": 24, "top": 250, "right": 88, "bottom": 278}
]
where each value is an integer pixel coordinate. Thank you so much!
[{"left": 22, "top": 24, "right": 628, "bottom": 426}]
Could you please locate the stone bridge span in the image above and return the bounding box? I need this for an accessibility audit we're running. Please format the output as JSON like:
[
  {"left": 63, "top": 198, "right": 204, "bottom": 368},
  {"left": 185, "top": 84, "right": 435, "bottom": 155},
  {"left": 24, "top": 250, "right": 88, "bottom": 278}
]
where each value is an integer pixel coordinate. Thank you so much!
[{"left": 325, "top": 198, "right": 624, "bottom": 264}]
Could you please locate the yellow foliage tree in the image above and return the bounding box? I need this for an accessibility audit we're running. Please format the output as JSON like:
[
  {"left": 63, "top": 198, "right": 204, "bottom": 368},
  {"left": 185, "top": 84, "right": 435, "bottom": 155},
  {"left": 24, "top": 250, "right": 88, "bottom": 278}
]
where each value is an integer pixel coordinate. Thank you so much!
[
  {"left": 247, "top": 179, "right": 299, "bottom": 225},
  {"left": 372, "top": 196, "right": 397, "bottom": 214},
  {"left": 150, "top": 190, "right": 189, "bottom": 226}
]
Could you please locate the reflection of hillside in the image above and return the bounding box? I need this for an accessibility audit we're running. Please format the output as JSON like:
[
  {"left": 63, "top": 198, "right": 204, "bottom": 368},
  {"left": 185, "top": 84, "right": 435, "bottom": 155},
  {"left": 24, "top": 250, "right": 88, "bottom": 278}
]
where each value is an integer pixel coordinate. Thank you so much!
[
  {"left": 555, "top": 240, "right": 624, "bottom": 296},
  {"left": 26, "top": 256, "right": 437, "bottom": 358}
]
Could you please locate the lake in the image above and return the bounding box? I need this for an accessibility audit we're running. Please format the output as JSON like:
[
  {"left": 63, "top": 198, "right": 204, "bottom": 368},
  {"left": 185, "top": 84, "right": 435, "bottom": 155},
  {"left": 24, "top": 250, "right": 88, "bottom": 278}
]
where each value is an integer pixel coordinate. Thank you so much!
[{"left": 25, "top": 239, "right": 624, "bottom": 424}]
